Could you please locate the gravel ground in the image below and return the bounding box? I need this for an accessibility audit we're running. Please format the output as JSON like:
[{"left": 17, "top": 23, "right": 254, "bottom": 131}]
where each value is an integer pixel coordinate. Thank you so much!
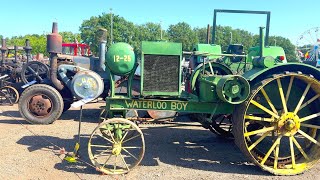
[{"left": 1, "top": 103, "right": 320, "bottom": 180}]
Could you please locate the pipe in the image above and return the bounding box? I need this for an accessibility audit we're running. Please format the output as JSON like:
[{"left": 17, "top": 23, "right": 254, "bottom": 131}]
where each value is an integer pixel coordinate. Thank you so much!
[
  {"left": 50, "top": 54, "right": 64, "bottom": 90},
  {"left": 99, "top": 41, "right": 106, "bottom": 71},
  {"left": 259, "top": 27, "right": 265, "bottom": 58}
]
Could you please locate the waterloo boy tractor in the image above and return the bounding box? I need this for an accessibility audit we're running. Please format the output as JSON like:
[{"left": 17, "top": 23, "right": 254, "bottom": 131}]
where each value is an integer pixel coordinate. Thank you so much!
[{"left": 85, "top": 13, "right": 320, "bottom": 176}]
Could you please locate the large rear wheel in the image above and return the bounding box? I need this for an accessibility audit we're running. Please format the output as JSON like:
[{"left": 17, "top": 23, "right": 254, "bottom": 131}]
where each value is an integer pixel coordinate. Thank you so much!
[{"left": 233, "top": 73, "right": 320, "bottom": 175}]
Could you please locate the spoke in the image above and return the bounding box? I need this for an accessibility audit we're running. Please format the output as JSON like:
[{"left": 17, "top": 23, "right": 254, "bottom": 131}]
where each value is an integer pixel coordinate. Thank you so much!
[
  {"left": 300, "top": 123, "right": 320, "bottom": 129},
  {"left": 277, "top": 78, "right": 288, "bottom": 113},
  {"left": 298, "top": 129, "right": 320, "bottom": 146},
  {"left": 122, "top": 147, "right": 139, "bottom": 160},
  {"left": 250, "top": 100, "right": 280, "bottom": 119},
  {"left": 285, "top": 76, "right": 294, "bottom": 103},
  {"left": 120, "top": 153, "right": 130, "bottom": 171},
  {"left": 294, "top": 83, "right": 311, "bottom": 114},
  {"left": 122, "top": 146, "right": 142, "bottom": 149},
  {"left": 300, "top": 112, "right": 320, "bottom": 122},
  {"left": 120, "top": 129, "right": 130, "bottom": 143},
  {"left": 107, "top": 129, "right": 116, "bottom": 143},
  {"left": 299, "top": 94, "right": 320, "bottom": 111},
  {"left": 261, "top": 88, "right": 278, "bottom": 115},
  {"left": 114, "top": 155, "right": 118, "bottom": 170},
  {"left": 248, "top": 131, "right": 271, "bottom": 151},
  {"left": 90, "top": 144, "right": 112, "bottom": 148},
  {"left": 261, "top": 135, "right": 282, "bottom": 165},
  {"left": 244, "top": 126, "right": 275, "bottom": 137},
  {"left": 96, "top": 133, "right": 114, "bottom": 144},
  {"left": 94, "top": 149, "right": 111, "bottom": 158},
  {"left": 292, "top": 136, "right": 309, "bottom": 160},
  {"left": 289, "top": 136, "right": 296, "bottom": 169},
  {"left": 102, "top": 154, "right": 113, "bottom": 168},
  {"left": 245, "top": 115, "right": 274, "bottom": 122},
  {"left": 274, "top": 141, "right": 280, "bottom": 169},
  {"left": 122, "top": 134, "right": 141, "bottom": 143}
]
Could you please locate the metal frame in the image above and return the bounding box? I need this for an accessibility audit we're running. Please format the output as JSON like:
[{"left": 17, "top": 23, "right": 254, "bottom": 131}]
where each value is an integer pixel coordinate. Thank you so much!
[{"left": 212, "top": 9, "right": 271, "bottom": 46}]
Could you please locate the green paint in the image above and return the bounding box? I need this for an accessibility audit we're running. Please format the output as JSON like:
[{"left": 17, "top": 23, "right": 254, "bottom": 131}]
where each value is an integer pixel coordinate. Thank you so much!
[{"left": 105, "top": 42, "right": 136, "bottom": 76}]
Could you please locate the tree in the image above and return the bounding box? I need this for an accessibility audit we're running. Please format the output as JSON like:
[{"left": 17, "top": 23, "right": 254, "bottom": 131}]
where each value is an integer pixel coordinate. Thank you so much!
[
  {"left": 80, "top": 13, "right": 137, "bottom": 55},
  {"left": 60, "top": 31, "right": 81, "bottom": 43},
  {"left": 167, "top": 22, "right": 198, "bottom": 51}
]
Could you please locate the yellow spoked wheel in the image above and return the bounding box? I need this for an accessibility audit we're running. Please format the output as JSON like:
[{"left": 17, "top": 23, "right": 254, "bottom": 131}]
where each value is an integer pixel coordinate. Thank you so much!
[
  {"left": 88, "top": 118, "right": 145, "bottom": 175},
  {"left": 233, "top": 73, "right": 320, "bottom": 175}
]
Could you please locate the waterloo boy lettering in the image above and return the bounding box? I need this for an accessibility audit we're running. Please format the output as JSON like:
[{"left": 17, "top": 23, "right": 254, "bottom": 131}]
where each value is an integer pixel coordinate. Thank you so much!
[{"left": 125, "top": 100, "right": 188, "bottom": 111}]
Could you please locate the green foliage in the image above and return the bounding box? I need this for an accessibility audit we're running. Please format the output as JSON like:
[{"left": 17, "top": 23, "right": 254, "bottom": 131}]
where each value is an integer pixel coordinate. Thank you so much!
[
  {"left": 80, "top": 13, "right": 137, "bottom": 56},
  {"left": 167, "top": 22, "right": 198, "bottom": 51},
  {"left": 7, "top": 34, "right": 48, "bottom": 56},
  {"left": 268, "top": 36, "right": 298, "bottom": 62},
  {"left": 60, "top": 31, "right": 81, "bottom": 43}
]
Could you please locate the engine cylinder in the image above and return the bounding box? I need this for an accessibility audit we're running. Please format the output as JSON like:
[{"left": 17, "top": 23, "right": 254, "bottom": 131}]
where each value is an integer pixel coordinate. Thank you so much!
[{"left": 105, "top": 43, "right": 135, "bottom": 76}]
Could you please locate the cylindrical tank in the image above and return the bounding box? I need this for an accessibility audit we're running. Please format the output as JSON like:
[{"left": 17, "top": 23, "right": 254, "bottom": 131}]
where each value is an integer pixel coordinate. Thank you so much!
[{"left": 105, "top": 43, "right": 135, "bottom": 75}]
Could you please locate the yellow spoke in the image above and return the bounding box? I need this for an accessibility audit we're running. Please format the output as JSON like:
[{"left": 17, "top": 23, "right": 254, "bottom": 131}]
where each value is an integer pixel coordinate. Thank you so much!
[
  {"left": 300, "top": 112, "right": 320, "bottom": 122},
  {"left": 123, "top": 134, "right": 141, "bottom": 143},
  {"left": 248, "top": 131, "right": 271, "bottom": 151},
  {"left": 245, "top": 115, "right": 274, "bottom": 122},
  {"left": 120, "top": 153, "right": 130, "bottom": 171},
  {"left": 299, "top": 94, "right": 320, "bottom": 111},
  {"left": 97, "top": 133, "right": 114, "bottom": 144},
  {"left": 244, "top": 126, "right": 275, "bottom": 137},
  {"left": 261, "top": 135, "right": 282, "bottom": 165},
  {"left": 274, "top": 141, "right": 280, "bottom": 169},
  {"left": 298, "top": 129, "right": 320, "bottom": 146},
  {"left": 300, "top": 123, "right": 320, "bottom": 129},
  {"left": 122, "top": 147, "right": 139, "bottom": 160},
  {"left": 285, "top": 76, "right": 294, "bottom": 103},
  {"left": 94, "top": 149, "right": 111, "bottom": 158},
  {"left": 90, "top": 144, "right": 112, "bottom": 148},
  {"left": 294, "top": 83, "right": 311, "bottom": 114},
  {"left": 250, "top": 100, "right": 280, "bottom": 119},
  {"left": 122, "top": 146, "right": 142, "bottom": 149},
  {"left": 277, "top": 78, "right": 288, "bottom": 113},
  {"left": 261, "top": 88, "right": 278, "bottom": 115},
  {"left": 102, "top": 154, "right": 113, "bottom": 168},
  {"left": 107, "top": 129, "right": 116, "bottom": 143},
  {"left": 289, "top": 136, "right": 296, "bottom": 169},
  {"left": 120, "top": 130, "right": 130, "bottom": 143},
  {"left": 114, "top": 155, "right": 118, "bottom": 170},
  {"left": 292, "top": 136, "right": 309, "bottom": 160}
]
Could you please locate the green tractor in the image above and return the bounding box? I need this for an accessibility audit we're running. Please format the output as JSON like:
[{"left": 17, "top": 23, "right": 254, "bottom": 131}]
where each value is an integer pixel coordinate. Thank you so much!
[{"left": 49, "top": 10, "right": 319, "bottom": 176}]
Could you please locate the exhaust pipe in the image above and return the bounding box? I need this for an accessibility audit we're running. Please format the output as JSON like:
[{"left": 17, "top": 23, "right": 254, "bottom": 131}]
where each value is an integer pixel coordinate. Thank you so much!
[
  {"left": 97, "top": 28, "right": 108, "bottom": 72},
  {"left": 47, "top": 22, "right": 64, "bottom": 90}
]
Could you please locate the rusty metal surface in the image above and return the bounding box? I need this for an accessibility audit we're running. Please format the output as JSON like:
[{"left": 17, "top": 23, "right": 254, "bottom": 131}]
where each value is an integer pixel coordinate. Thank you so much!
[
  {"left": 47, "top": 22, "right": 62, "bottom": 54},
  {"left": 29, "top": 94, "right": 52, "bottom": 117}
]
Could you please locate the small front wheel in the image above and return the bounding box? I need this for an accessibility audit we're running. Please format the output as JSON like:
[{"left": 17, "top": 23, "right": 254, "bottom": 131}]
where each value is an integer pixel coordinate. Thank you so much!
[{"left": 88, "top": 118, "right": 145, "bottom": 175}]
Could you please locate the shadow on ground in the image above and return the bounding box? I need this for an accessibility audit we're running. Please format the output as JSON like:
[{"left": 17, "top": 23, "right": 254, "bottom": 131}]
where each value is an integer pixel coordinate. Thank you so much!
[{"left": 16, "top": 120, "right": 269, "bottom": 176}]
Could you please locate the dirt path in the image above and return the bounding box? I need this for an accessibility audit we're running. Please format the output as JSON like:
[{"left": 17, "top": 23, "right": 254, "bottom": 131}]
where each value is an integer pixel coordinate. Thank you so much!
[{"left": 0, "top": 103, "right": 320, "bottom": 180}]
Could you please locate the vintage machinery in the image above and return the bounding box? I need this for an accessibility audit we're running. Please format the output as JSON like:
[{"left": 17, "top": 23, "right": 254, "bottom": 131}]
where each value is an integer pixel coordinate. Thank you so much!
[
  {"left": 0, "top": 38, "right": 41, "bottom": 105},
  {"left": 84, "top": 12, "right": 320, "bottom": 175},
  {"left": 18, "top": 23, "right": 110, "bottom": 124}
]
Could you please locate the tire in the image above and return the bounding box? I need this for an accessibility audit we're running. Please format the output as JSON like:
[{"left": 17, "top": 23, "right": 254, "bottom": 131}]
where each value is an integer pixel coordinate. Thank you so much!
[
  {"left": 233, "top": 73, "right": 320, "bottom": 175},
  {"left": 18, "top": 84, "right": 64, "bottom": 124}
]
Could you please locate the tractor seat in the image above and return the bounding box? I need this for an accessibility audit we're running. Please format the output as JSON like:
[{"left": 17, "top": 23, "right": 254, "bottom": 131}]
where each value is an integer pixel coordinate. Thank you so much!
[{"left": 226, "top": 44, "right": 244, "bottom": 63}]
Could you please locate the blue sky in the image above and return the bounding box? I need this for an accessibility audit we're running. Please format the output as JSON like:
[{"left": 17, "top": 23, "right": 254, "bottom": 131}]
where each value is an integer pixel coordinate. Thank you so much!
[{"left": 0, "top": 0, "right": 319, "bottom": 45}]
